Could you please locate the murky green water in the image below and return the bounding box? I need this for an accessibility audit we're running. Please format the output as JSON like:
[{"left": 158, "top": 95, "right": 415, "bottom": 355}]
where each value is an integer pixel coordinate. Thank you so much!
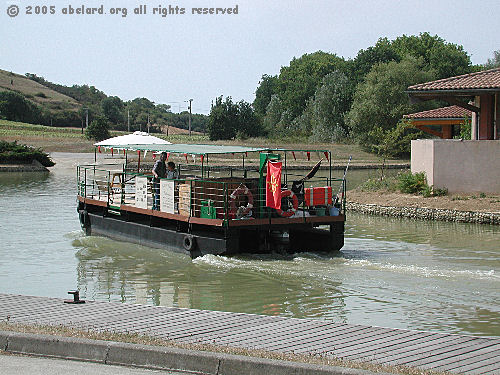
[{"left": 0, "top": 153, "right": 498, "bottom": 337}]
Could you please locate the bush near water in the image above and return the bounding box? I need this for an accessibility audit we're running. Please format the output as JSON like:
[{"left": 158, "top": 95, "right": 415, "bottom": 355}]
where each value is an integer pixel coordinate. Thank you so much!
[
  {"left": 361, "top": 171, "right": 448, "bottom": 198},
  {"left": 0, "top": 140, "right": 55, "bottom": 167}
]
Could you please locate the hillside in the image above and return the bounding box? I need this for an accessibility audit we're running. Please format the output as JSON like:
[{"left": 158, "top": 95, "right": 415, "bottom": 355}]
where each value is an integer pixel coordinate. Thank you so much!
[
  {"left": 0, "top": 68, "right": 208, "bottom": 132},
  {"left": 0, "top": 69, "right": 80, "bottom": 113}
]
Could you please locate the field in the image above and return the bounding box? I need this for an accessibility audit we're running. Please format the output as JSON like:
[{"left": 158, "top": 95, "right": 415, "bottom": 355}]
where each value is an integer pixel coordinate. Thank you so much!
[
  {"left": 0, "top": 120, "right": 209, "bottom": 152},
  {"left": 0, "top": 119, "right": 408, "bottom": 166}
]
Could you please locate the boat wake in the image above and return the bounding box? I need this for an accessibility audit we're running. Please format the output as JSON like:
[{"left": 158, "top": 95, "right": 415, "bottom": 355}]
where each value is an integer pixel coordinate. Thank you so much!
[{"left": 345, "top": 259, "right": 498, "bottom": 281}]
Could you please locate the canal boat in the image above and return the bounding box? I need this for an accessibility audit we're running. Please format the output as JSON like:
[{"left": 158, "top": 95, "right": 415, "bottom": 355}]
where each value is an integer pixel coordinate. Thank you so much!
[{"left": 77, "top": 144, "right": 346, "bottom": 258}]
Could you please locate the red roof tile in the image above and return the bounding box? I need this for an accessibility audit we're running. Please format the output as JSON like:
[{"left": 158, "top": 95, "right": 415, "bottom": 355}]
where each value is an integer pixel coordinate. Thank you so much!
[
  {"left": 407, "top": 68, "right": 500, "bottom": 91},
  {"left": 404, "top": 106, "right": 472, "bottom": 119}
]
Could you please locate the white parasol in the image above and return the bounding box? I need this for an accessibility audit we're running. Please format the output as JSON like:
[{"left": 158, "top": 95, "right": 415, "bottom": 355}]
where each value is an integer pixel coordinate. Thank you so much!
[{"left": 94, "top": 131, "right": 171, "bottom": 149}]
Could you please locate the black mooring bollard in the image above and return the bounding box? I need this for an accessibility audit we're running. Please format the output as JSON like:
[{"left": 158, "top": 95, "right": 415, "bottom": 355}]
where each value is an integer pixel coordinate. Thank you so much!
[{"left": 64, "top": 290, "right": 85, "bottom": 304}]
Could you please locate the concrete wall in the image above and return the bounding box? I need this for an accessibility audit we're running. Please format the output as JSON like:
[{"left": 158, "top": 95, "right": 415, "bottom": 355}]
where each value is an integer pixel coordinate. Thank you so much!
[{"left": 411, "top": 139, "right": 500, "bottom": 193}]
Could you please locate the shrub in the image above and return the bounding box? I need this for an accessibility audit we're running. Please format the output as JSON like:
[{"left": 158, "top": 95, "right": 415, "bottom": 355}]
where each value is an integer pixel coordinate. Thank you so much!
[
  {"left": 397, "top": 171, "right": 427, "bottom": 194},
  {"left": 85, "top": 116, "right": 110, "bottom": 141},
  {"left": 0, "top": 140, "right": 55, "bottom": 167},
  {"left": 422, "top": 185, "right": 433, "bottom": 198},
  {"left": 396, "top": 171, "right": 448, "bottom": 197},
  {"left": 432, "top": 187, "right": 448, "bottom": 196},
  {"left": 359, "top": 177, "right": 397, "bottom": 192},
  {"left": 0, "top": 90, "right": 43, "bottom": 123}
]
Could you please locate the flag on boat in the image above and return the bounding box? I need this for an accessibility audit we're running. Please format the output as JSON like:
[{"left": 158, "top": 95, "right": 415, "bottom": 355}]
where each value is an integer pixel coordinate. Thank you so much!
[{"left": 266, "top": 161, "right": 282, "bottom": 210}]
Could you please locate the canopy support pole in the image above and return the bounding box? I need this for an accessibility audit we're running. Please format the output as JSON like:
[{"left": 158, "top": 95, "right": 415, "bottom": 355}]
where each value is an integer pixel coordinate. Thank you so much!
[
  {"left": 329, "top": 151, "right": 332, "bottom": 185},
  {"left": 284, "top": 152, "right": 287, "bottom": 186},
  {"left": 201, "top": 154, "right": 204, "bottom": 179}
]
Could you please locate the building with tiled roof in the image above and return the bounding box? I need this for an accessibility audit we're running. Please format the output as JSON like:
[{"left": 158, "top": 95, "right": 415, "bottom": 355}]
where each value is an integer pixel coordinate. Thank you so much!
[
  {"left": 407, "top": 67, "right": 500, "bottom": 93},
  {"left": 404, "top": 106, "right": 472, "bottom": 139},
  {"left": 407, "top": 67, "right": 499, "bottom": 140},
  {"left": 407, "top": 68, "right": 499, "bottom": 194},
  {"left": 404, "top": 106, "right": 472, "bottom": 119}
]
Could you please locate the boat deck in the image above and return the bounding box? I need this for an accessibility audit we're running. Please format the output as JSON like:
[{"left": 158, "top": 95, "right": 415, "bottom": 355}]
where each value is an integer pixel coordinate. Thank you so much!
[
  {"left": 1, "top": 293, "right": 499, "bottom": 374},
  {"left": 78, "top": 196, "right": 346, "bottom": 227}
]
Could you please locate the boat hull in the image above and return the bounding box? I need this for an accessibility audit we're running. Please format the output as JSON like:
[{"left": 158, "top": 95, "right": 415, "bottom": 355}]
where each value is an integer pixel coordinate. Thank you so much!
[{"left": 78, "top": 201, "right": 345, "bottom": 258}]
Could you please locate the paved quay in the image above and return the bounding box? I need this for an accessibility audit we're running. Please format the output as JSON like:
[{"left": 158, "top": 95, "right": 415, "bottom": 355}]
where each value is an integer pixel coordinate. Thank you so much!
[
  {"left": 1, "top": 293, "right": 499, "bottom": 374},
  {"left": 0, "top": 352, "right": 187, "bottom": 375}
]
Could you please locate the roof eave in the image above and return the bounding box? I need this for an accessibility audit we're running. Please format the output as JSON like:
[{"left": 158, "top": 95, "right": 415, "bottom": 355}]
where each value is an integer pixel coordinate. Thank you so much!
[
  {"left": 406, "top": 88, "right": 500, "bottom": 96},
  {"left": 404, "top": 117, "right": 467, "bottom": 121}
]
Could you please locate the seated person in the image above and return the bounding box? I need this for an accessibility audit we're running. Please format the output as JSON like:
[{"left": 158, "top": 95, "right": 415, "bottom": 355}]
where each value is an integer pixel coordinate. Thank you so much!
[{"left": 166, "top": 161, "right": 178, "bottom": 179}]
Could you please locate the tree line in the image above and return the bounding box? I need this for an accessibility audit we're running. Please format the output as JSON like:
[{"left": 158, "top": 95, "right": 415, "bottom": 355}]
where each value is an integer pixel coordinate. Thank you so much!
[
  {"left": 0, "top": 74, "right": 208, "bottom": 134},
  {"left": 209, "top": 33, "right": 499, "bottom": 156}
]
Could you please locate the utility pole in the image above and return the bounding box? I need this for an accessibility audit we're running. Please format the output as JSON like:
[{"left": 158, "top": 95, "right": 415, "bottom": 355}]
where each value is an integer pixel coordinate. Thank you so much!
[
  {"left": 147, "top": 113, "right": 150, "bottom": 134},
  {"left": 127, "top": 109, "right": 130, "bottom": 132},
  {"left": 187, "top": 99, "right": 193, "bottom": 136},
  {"left": 82, "top": 108, "right": 88, "bottom": 134}
]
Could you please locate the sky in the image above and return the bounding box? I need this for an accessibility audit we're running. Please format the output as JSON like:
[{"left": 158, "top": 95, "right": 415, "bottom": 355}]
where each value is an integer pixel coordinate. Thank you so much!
[{"left": 1, "top": 0, "right": 499, "bottom": 114}]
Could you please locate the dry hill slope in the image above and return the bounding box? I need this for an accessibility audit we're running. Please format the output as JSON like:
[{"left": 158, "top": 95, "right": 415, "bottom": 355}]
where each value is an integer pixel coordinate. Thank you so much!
[{"left": 0, "top": 69, "right": 80, "bottom": 112}]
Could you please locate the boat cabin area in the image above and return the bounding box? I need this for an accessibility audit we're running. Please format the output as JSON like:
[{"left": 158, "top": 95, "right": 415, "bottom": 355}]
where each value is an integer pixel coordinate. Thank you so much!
[
  {"left": 77, "top": 144, "right": 346, "bottom": 256},
  {"left": 78, "top": 144, "right": 345, "bottom": 226}
]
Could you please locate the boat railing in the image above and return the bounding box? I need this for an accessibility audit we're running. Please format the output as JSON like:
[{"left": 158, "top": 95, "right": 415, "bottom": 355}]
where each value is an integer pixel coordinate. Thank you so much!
[{"left": 77, "top": 165, "right": 346, "bottom": 222}]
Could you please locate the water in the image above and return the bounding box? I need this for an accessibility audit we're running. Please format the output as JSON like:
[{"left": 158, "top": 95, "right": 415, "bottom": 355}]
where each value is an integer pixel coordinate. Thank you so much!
[{"left": 0, "top": 153, "right": 498, "bottom": 337}]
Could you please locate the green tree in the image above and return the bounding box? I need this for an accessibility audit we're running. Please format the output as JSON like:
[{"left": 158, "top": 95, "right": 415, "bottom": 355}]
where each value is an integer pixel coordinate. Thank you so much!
[
  {"left": 308, "top": 71, "right": 353, "bottom": 142},
  {"left": 350, "top": 38, "right": 400, "bottom": 84},
  {"left": 345, "top": 56, "right": 435, "bottom": 150},
  {"left": 484, "top": 50, "right": 500, "bottom": 69},
  {"left": 391, "top": 32, "right": 471, "bottom": 79},
  {"left": 369, "top": 120, "right": 425, "bottom": 159},
  {"left": 208, "top": 96, "right": 262, "bottom": 140},
  {"left": 126, "top": 97, "right": 156, "bottom": 130},
  {"left": 208, "top": 96, "right": 239, "bottom": 140},
  {"left": 235, "top": 100, "right": 261, "bottom": 138},
  {"left": 263, "top": 94, "right": 283, "bottom": 135},
  {"left": 85, "top": 116, "right": 110, "bottom": 141},
  {"left": 0, "top": 91, "right": 42, "bottom": 123},
  {"left": 102, "top": 96, "right": 124, "bottom": 125},
  {"left": 253, "top": 74, "right": 278, "bottom": 118},
  {"left": 276, "top": 51, "right": 346, "bottom": 120}
]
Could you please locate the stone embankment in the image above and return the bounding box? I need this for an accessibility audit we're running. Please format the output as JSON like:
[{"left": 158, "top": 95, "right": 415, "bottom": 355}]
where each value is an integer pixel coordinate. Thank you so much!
[
  {"left": 0, "top": 160, "right": 49, "bottom": 172},
  {"left": 346, "top": 202, "right": 500, "bottom": 225}
]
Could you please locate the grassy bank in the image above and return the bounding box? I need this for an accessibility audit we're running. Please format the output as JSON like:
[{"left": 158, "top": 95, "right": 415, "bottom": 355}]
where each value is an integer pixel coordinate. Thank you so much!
[{"left": 0, "top": 120, "right": 408, "bottom": 166}]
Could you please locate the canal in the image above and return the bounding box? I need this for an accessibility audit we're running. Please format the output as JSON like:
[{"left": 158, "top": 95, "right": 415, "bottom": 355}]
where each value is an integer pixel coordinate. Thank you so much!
[{"left": 0, "top": 153, "right": 498, "bottom": 337}]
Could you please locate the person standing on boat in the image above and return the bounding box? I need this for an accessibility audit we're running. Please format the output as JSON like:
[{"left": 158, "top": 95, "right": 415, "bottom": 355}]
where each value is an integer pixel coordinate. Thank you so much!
[{"left": 152, "top": 152, "right": 168, "bottom": 210}]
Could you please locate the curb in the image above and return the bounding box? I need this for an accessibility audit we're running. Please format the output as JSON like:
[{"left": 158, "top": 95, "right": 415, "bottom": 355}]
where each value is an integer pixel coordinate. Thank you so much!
[{"left": 1, "top": 330, "right": 387, "bottom": 375}]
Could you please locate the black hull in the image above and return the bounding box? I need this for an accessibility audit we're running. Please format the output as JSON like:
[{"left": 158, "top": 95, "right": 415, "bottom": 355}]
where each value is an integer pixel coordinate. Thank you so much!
[{"left": 78, "top": 202, "right": 344, "bottom": 258}]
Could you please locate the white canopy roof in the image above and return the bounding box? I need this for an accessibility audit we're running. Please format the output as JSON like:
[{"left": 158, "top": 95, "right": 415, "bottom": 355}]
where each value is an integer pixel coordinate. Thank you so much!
[{"left": 94, "top": 131, "right": 172, "bottom": 148}]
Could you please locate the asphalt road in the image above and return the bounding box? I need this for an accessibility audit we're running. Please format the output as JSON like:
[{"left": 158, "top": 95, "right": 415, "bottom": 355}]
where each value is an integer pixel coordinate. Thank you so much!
[{"left": 0, "top": 352, "right": 193, "bottom": 375}]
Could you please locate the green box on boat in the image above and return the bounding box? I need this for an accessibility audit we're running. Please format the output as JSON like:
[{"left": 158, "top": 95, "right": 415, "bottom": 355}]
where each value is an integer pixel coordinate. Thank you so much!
[
  {"left": 201, "top": 200, "right": 217, "bottom": 219},
  {"left": 315, "top": 207, "right": 326, "bottom": 216}
]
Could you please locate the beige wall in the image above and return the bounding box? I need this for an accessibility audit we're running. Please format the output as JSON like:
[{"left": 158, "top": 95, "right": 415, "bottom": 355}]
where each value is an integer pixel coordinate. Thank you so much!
[{"left": 411, "top": 139, "right": 500, "bottom": 194}]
